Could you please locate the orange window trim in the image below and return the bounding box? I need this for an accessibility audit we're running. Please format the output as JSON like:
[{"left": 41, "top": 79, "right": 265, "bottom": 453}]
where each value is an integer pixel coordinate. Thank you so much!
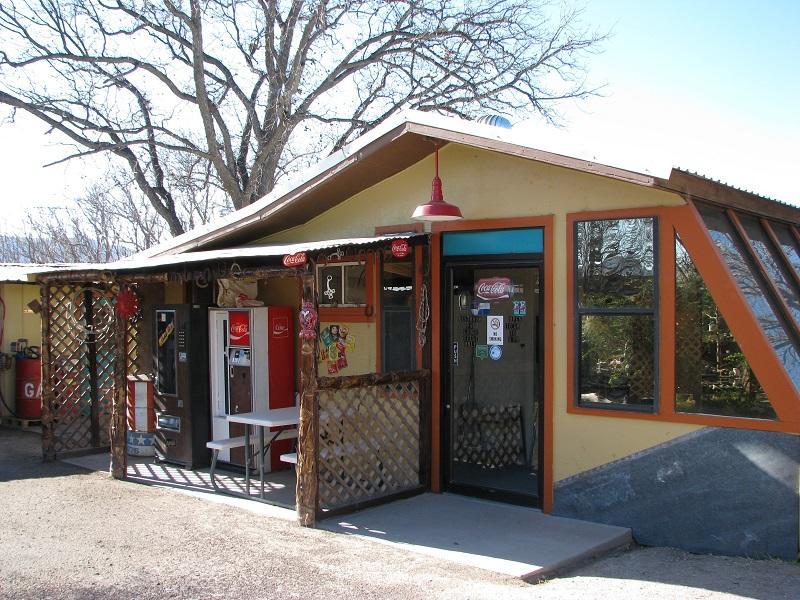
[
  {"left": 566, "top": 204, "right": 800, "bottom": 433},
  {"left": 674, "top": 202, "right": 800, "bottom": 427},
  {"left": 566, "top": 207, "right": 667, "bottom": 422},
  {"left": 431, "top": 216, "right": 555, "bottom": 513},
  {"left": 317, "top": 253, "right": 376, "bottom": 324},
  {"left": 374, "top": 223, "right": 425, "bottom": 235}
]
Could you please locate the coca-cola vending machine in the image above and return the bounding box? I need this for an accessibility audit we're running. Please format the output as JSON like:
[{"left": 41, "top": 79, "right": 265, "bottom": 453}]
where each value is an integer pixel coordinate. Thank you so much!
[{"left": 208, "top": 306, "right": 295, "bottom": 468}]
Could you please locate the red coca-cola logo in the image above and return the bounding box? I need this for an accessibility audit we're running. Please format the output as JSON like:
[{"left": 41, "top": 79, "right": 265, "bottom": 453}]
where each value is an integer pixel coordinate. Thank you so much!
[
  {"left": 230, "top": 323, "right": 249, "bottom": 338},
  {"left": 391, "top": 239, "right": 410, "bottom": 258},
  {"left": 475, "top": 277, "right": 511, "bottom": 301},
  {"left": 283, "top": 252, "right": 307, "bottom": 267},
  {"left": 272, "top": 317, "right": 289, "bottom": 338}
]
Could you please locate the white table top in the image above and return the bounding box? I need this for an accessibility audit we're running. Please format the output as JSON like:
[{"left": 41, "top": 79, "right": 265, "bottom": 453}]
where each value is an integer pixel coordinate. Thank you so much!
[{"left": 226, "top": 406, "right": 300, "bottom": 428}]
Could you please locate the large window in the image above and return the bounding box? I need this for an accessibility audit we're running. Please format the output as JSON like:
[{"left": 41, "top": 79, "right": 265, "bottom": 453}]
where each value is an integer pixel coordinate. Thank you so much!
[
  {"left": 575, "top": 217, "right": 657, "bottom": 410},
  {"left": 675, "top": 237, "right": 776, "bottom": 419},
  {"left": 698, "top": 205, "right": 800, "bottom": 391}
]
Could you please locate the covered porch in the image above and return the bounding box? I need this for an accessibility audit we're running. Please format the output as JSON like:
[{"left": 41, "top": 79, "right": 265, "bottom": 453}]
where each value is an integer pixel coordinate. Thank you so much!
[{"left": 34, "top": 232, "right": 432, "bottom": 526}]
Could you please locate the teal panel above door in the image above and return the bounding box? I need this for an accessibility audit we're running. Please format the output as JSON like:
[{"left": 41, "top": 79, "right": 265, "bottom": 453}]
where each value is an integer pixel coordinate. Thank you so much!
[{"left": 442, "top": 228, "right": 543, "bottom": 256}]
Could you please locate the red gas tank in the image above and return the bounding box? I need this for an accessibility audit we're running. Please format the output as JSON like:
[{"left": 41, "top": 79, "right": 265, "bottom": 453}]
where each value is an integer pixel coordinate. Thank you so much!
[{"left": 15, "top": 358, "right": 42, "bottom": 420}]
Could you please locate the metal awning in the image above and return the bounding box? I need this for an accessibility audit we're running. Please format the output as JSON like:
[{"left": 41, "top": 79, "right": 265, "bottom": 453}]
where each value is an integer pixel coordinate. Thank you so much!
[{"left": 33, "top": 233, "right": 426, "bottom": 277}]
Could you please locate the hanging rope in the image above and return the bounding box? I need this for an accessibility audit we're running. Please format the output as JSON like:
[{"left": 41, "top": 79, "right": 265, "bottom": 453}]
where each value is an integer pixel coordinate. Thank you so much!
[{"left": 417, "top": 282, "right": 430, "bottom": 347}]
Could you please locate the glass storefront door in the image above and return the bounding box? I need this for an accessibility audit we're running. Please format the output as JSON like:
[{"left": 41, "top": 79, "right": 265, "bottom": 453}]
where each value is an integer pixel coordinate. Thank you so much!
[{"left": 444, "top": 263, "right": 542, "bottom": 505}]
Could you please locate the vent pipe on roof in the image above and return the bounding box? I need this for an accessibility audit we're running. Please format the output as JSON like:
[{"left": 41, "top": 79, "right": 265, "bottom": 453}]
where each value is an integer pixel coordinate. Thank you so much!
[{"left": 475, "top": 114, "right": 513, "bottom": 129}]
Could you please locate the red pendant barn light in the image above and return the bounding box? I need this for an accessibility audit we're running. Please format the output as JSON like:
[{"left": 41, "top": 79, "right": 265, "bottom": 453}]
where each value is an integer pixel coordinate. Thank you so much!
[{"left": 411, "top": 145, "right": 463, "bottom": 222}]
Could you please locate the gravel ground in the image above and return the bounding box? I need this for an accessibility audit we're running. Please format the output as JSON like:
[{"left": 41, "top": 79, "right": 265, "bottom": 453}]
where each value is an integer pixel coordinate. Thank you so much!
[{"left": 1, "top": 427, "right": 798, "bottom": 600}]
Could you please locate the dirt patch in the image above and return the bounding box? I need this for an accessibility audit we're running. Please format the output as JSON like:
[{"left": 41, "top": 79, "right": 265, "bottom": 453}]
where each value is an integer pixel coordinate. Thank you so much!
[{"left": 1, "top": 427, "right": 798, "bottom": 599}]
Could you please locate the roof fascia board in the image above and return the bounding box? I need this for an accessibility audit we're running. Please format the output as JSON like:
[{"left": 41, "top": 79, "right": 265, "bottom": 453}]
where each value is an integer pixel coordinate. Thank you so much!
[
  {"left": 406, "top": 122, "right": 656, "bottom": 187},
  {"left": 655, "top": 170, "right": 800, "bottom": 224}
]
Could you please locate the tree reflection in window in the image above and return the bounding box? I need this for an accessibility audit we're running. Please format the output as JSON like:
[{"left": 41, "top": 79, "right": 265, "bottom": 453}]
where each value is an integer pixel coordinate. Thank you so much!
[
  {"left": 675, "top": 237, "right": 776, "bottom": 419},
  {"left": 575, "top": 216, "right": 657, "bottom": 410},
  {"left": 577, "top": 218, "right": 655, "bottom": 308},
  {"left": 580, "top": 314, "right": 655, "bottom": 408},
  {"left": 697, "top": 205, "right": 800, "bottom": 391}
]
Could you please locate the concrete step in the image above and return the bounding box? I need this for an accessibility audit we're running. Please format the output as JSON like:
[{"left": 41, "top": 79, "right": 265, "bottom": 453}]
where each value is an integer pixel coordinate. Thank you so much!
[{"left": 319, "top": 493, "right": 632, "bottom": 580}]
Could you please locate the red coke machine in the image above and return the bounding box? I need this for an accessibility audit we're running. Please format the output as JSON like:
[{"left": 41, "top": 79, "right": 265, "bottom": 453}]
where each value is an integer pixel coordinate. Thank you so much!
[{"left": 208, "top": 307, "right": 295, "bottom": 468}]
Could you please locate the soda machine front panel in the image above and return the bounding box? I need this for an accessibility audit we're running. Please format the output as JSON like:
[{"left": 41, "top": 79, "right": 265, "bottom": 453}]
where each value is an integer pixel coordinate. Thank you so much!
[
  {"left": 228, "top": 310, "right": 251, "bottom": 347},
  {"left": 155, "top": 309, "right": 178, "bottom": 397},
  {"left": 153, "top": 304, "right": 210, "bottom": 469}
]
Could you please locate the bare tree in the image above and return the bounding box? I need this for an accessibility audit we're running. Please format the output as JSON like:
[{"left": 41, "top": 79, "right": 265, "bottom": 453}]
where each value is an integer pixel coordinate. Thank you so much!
[{"left": 0, "top": 1, "right": 605, "bottom": 237}]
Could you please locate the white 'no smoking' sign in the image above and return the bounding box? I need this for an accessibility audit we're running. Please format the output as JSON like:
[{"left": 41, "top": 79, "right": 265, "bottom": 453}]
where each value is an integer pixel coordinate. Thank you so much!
[{"left": 487, "top": 315, "right": 504, "bottom": 345}]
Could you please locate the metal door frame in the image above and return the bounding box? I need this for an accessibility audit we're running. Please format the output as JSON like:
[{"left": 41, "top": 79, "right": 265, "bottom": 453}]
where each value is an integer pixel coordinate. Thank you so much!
[{"left": 440, "top": 255, "right": 545, "bottom": 507}]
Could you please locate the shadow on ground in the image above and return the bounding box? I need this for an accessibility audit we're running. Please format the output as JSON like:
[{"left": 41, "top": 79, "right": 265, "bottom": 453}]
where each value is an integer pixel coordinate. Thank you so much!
[{"left": 0, "top": 426, "right": 84, "bottom": 482}]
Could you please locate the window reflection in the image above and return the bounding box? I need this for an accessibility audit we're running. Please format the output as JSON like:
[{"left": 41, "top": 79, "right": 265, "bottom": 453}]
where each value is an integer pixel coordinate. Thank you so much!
[
  {"left": 772, "top": 223, "right": 800, "bottom": 278},
  {"left": 675, "top": 237, "right": 776, "bottom": 419},
  {"left": 579, "top": 314, "right": 655, "bottom": 408},
  {"left": 576, "top": 218, "right": 655, "bottom": 308},
  {"left": 697, "top": 205, "right": 800, "bottom": 390},
  {"left": 740, "top": 215, "right": 800, "bottom": 327}
]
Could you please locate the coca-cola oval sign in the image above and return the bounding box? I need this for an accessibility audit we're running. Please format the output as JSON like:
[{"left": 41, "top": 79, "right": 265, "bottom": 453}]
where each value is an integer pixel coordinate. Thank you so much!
[
  {"left": 283, "top": 251, "right": 307, "bottom": 267},
  {"left": 475, "top": 277, "right": 511, "bottom": 301},
  {"left": 391, "top": 239, "right": 410, "bottom": 258}
]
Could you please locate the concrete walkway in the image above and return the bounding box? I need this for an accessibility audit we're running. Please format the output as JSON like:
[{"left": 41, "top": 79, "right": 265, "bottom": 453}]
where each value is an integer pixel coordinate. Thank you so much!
[{"left": 320, "top": 493, "right": 632, "bottom": 580}]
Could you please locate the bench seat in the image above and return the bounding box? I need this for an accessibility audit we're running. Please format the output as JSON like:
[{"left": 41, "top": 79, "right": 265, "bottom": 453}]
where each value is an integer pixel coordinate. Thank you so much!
[
  {"left": 207, "top": 427, "right": 299, "bottom": 492},
  {"left": 207, "top": 436, "right": 247, "bottom": 450},
  {"left": 280, "top": 452, "right": 297, "bottom": 464}
]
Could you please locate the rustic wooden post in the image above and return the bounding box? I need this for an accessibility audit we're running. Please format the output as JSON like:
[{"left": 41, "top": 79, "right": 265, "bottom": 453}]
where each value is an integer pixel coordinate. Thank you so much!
[
  {"left": 296, "top": 270, "right": 319, "bottom": 526},
  {"left": 110, "top": 307, "right": 127, "bottom": 479},
  {"left": 40, "top": 282, "right": 56, "bottom": 462}
]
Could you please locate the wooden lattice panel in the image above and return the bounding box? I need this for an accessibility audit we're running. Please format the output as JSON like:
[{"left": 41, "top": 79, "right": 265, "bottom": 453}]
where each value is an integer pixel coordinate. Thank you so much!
[
  {"left": 454, "top": 404, "right": 524, "bottom": 469},
  {"left": 318, "top": 381, "right": 420, "bottom": 510},
  {"left": 46, "top": 283, "right": 119, "bottom": 453}
]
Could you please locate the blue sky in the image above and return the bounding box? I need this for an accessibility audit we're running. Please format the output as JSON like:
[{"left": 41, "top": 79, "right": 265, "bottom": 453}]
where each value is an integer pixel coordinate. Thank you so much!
[
  {"left": 0, "top": 0, "right": 798, "bottom": 228},
  {"left": 588, "top": 0, "right": 799, "bottom": 126},
  {"left": 515, "top": 0, "right": 799, "bottom": 204}
]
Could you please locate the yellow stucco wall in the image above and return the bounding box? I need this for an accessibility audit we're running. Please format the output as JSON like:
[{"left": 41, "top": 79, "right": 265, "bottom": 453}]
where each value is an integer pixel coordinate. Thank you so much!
[
  {"left": 258, "top": 144, "right": 701, "bottom": 481},
  {"left": 0, "top": 283, "right": 43, "bottom": 415}
]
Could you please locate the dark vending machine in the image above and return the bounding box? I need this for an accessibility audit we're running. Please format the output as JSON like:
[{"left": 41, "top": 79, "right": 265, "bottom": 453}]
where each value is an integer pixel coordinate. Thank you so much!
[{"left": 153, "top": 304, "right": 211, "bottom": 468}]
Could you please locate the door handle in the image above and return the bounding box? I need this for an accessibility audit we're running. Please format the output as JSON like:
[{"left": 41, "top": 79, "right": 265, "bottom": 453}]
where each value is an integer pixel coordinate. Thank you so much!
[{"left": 229, "top": 365, "right": 234, "bottom": 379}]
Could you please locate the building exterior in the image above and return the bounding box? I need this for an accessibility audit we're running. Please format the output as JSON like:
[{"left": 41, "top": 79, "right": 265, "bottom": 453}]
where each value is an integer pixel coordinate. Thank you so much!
[
  {"left": 0, "top": 265, "right": 63, "bottom": 420},
  {"left": 32, "top": 112, "right": 799, "bottom": 560}
]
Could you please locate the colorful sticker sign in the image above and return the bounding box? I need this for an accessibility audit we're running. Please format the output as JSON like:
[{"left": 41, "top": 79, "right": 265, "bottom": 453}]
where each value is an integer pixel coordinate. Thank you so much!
[
  {"left": 319, "top": 324, "right": 356, "bottom": 374},
  {"left": 513, "top": 300, "right": 527, "bottom": 316},
  {"left": 475, "top": 344, "right": 489, "bottom": 359},
  {"left": 489, "top": 345, "right": 503, "bottom": 361},
  {"left": 470, "top": 302, "right": 491, "bottom": 316},
  {"left": 487, "top": 315, "right": 504, "bottom": 345}
]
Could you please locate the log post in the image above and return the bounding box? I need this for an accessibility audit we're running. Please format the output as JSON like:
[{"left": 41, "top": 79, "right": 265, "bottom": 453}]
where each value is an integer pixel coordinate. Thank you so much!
[
  {"left": 296, "top": 270, "right": 319, "bottom": 526},
  {"left": 40, "top": 283, "right": 56, "bottom": 462},
  {"left": 110, "top": 308, "right": 128, "bottom": 479}
]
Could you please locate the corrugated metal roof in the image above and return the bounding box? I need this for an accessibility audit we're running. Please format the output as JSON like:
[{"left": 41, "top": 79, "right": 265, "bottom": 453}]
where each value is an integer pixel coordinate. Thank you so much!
[
  {"left": 33, "top": 233, "right": 424, "bottom": 276},
  {"left": 0, "top": 263, "right": 73, "bottom": 283},
  {"left": 673, "top": 167, "right": 792, "bottom": 207}
]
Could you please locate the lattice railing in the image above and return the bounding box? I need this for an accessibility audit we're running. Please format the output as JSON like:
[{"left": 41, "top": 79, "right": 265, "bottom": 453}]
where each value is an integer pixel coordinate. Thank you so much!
[
  {"left": 317, "top": 372, "right": 425, "bottom": 511},
  {"left": 45, "top": 282, "right": 136, "bottom": 454}
]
